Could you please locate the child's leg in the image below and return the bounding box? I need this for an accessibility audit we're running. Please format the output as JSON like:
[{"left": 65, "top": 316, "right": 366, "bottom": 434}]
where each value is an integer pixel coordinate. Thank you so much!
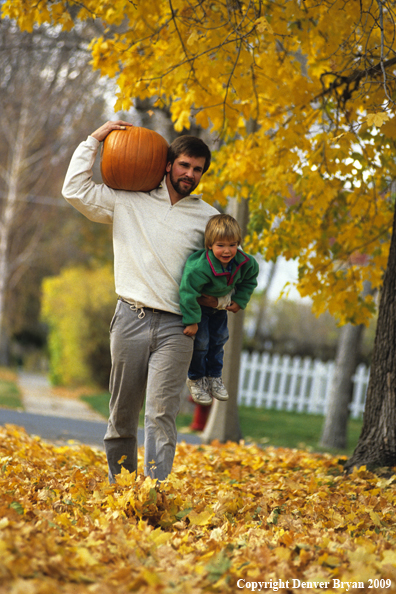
[
  {"left": 187, "top": 308, "right": 210, "bottom": 380},
  {"left": 206, "top": 309, "right": 229, "bottom": 378},
  {"left": 206, "top": 309, "right": 229, "bottom": 401},
  {"left": 187, "top": 308, "right": 212, "bottom": 406}
]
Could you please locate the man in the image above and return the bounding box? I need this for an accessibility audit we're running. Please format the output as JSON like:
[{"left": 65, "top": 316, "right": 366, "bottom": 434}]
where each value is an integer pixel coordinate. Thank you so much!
[{"left": 62, "top": 120, "right": 219, "bottom": 482}]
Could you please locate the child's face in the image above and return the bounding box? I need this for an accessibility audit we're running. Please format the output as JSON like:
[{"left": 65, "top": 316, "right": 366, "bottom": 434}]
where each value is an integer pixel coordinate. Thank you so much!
[{"left": 210, "top": 239, "right": 239, "bottom": 265}]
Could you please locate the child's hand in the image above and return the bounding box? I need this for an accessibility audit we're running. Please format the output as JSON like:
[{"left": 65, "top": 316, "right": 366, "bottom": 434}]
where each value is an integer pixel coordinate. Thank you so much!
[
  {"left": 226, "top": 301, "right": 241, "bottom": 313},
  {"left": 183, "top": 323, "right": 199, "bottom": 336}
]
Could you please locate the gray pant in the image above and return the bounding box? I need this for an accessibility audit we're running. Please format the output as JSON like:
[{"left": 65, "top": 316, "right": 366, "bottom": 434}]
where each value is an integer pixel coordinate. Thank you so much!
[{"left": 104, "top": 299, "right": 194, "bottom": 482}]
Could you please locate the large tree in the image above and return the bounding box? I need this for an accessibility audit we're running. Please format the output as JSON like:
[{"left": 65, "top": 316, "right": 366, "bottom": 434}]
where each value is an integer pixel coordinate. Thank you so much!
[
  {"left": 5, "top": 0, "right": 396, "bottom": 468},
  {"left": 345, "top": 199, "right": 396, "bottom": 472}
]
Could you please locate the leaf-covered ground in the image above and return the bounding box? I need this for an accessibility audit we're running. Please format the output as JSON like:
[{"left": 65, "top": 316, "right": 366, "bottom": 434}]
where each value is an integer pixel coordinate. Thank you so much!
[{"left": 1, "top": 424, "right": 396, "bottom": 593}]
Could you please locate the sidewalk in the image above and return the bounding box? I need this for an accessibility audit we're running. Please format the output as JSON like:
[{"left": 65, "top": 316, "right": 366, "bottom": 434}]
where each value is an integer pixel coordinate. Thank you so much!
[
  {"left": 17, "top": 371, "right": 105, "bottom": 422},
  {"left": 2, "top": 372, "right": 201, "bottom": 448}
]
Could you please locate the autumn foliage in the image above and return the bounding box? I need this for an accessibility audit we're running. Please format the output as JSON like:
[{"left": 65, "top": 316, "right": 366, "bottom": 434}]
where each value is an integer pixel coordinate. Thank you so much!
[
  {"left": 1, "top": 424, "right": 396, "bottom": 593},
  {"left": 3, "top": 0, "right": 396, "bottom": 326}
]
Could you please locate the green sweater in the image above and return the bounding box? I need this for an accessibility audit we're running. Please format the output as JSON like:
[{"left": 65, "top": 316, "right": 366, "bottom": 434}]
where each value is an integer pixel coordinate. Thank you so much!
[{"left": 179, "top": 248, "right": 259, "bottom": 325}]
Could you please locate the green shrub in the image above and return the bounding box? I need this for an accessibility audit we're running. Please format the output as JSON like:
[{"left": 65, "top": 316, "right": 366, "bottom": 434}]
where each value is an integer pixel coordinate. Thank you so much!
[{"left": 42, "top": 265, "right": 115, "bottom": 387}]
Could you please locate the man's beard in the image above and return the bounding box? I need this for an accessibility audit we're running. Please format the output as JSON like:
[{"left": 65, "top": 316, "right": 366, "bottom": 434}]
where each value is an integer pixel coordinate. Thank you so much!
[{"left": 169, "top": 168, "right": 198, "bottom": 197}]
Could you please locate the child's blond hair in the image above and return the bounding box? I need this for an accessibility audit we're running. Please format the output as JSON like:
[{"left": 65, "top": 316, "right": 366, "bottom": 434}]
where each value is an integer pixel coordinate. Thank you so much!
[{"left": 204, "top": 214, "right": 242, "bottom": 250}]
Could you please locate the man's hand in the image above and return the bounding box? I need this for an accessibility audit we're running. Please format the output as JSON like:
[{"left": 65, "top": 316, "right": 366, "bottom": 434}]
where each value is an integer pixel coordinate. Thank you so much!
[
  {"left": 226, "top": 301, "right": 241, "bottom": 313},
  {"left": 197, "top": 294, "right": 218, "bottom": 308},
  {"left": 183, "top": 323, "right": 198, "bottom": 336},
  {"left": 91, "top": 120, "right": 133, "bottom": 142}
]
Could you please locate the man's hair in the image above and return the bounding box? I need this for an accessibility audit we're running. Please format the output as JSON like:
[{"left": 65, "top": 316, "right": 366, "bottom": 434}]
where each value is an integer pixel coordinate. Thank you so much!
[
  {"left": 167, "top": 135, "right": 211, "bottom": 173},
  {"left": 204, "top": 214, "right": 242, "bottom": 249}
]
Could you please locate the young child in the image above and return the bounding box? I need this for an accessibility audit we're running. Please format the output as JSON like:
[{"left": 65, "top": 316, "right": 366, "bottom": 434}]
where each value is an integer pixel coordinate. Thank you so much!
[{"left": 179, "top": 214, "right": 259, "bottom": 405}]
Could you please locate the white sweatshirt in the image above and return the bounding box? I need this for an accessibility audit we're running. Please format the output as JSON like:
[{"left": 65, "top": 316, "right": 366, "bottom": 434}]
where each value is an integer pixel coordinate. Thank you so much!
[{"left": 62, "top": 135, "right": 219, "bottom": 315}]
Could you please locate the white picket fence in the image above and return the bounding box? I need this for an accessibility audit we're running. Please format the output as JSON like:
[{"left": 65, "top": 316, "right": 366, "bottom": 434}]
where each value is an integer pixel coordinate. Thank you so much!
[{"left": 237, "top": 351, "right": 369, "bottom": 419}]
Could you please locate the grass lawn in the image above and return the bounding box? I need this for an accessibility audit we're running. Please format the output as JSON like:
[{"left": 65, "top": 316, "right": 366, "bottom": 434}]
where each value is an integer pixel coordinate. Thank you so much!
[
  {"left": 0, "top": 375, "right": 24, "bottom": 410},
  {"left": 81, "top": 391, "right": 362, "bottom": 455},
  {"left": 238, "top": 405, "right": 362, "bottom": 455}
]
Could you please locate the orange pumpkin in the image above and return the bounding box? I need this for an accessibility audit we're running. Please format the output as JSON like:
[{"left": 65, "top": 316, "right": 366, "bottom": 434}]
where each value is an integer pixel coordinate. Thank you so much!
[{"left": 100, "top": 126, "right": 169, "bottom": 192}]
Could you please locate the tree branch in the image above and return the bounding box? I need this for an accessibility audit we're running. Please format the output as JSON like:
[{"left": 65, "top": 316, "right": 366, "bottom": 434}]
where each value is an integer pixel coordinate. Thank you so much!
[
  {"left": 377, "top": 0, "right": 395, "bottom": 105},
  {"left": 318, "top": 55, "right": 396, "bottom": 104}
]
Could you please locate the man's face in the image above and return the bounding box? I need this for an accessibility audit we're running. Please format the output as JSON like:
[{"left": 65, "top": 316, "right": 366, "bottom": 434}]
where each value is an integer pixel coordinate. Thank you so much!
[{"left": 166, "top": 153, "right": 206, "bottom": 197}]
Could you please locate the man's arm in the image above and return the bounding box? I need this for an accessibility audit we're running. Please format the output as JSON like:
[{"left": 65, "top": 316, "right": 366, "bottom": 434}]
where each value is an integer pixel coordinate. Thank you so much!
[
  {"left": 62, "top": 121, "right": 133, "bottom": 224},
  {"left": 197, "top": 294, "right": 218, "bottom": 308}
]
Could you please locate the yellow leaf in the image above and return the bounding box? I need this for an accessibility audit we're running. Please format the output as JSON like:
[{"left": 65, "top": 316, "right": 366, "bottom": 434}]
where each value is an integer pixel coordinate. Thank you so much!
[
  {"left": 174, "top": 110, "right": 191, "bottom": 132},
  {"left": 0, "top": 518, "right": 9, "bottom": 529},
  {"left": 149, "top": 527, "right": 173, "bottom": 546},
  {"left": 381, "top": 550, "right": 396, "bottom": 566},
  {"left": 274, "top": 546, "right": 291, "bottom": 560},
  {"left": 187, "top": 30, "right": 199, "bottom": 46},
  {"left": 76, "top": 547, "right": 97, "bottom": 566},
  {"left": 56, "top": 512, "right": 72, "bottom": 527},
  {"left": 116, "top": 465, "right": 136, "bottom": 486},
  {"left": 255, "top": 16, "right": 273, "bottom": 34},
  {"left": 141, "top": 568, "right": 161, "bottom": 586},
  {"left": 188, "top": 509, "right": 214, "bottom": 526},
  {"left": 241, "top": 186, "right": 250, "bottom": 199},
  {"left": 366, "top": 112, "right": 391, "bottom": 127},
  {"left": 369, "top": 510, "right": 381, "bottom": 526}
]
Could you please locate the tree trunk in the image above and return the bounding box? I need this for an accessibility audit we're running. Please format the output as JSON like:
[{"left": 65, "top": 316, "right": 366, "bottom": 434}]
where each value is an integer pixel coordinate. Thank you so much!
[
  {"left": 201, "top": 197, "right": 249, "bottom": 444},
  {"left": 252, "top": 260, "right": 277, "bottom": 347},
  {"left": 319, "top": 322, "right": 365, "bottom": 449},
  {"left": 345, "top": 204, "right": 396, "bottom": 472},
  {"left": 0, "top": 101, "right": 28, "bottom": 365},
  {"left": 201, "top": 302, "right": 245, "bottom": 443}
]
